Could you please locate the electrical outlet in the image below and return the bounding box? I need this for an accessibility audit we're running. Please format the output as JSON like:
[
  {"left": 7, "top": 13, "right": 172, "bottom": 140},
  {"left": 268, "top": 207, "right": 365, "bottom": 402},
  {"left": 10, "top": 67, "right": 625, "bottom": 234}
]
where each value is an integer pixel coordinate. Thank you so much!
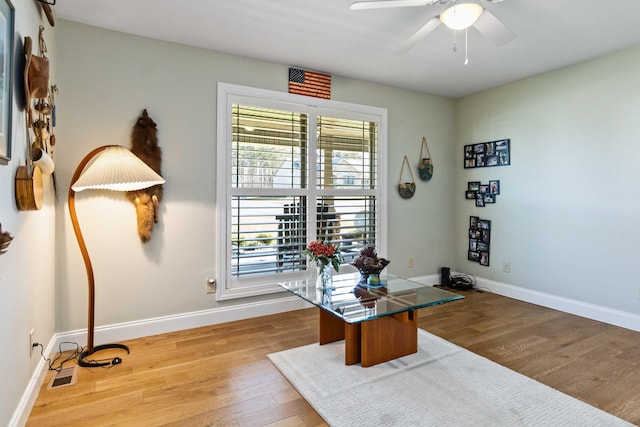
[
  {"left": 29, "top": 329, "right": 35, "bottom": 357},
  {"left": 503, "top": 262, "right": 511, "bottom": 273},
  {"left": 408, "top": 257, "right": 414, "bottom": 268},
  {"left": 206, "top": 277, "right": 216, "bottom": 294}
]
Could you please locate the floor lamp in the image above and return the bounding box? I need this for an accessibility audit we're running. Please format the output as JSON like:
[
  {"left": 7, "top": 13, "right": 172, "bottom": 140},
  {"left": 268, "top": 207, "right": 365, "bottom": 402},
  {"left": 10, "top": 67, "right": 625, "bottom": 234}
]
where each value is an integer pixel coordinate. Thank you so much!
[{"left": 68, "top": 145, "right": 165, "bottom": 367}]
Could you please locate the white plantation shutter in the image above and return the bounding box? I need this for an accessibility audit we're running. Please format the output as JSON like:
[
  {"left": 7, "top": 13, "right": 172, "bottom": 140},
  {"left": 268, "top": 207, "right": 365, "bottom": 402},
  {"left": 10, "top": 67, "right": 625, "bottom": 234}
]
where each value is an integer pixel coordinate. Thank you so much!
[{"left": 217, "top": 83, "right": 387, "bottom": 300}]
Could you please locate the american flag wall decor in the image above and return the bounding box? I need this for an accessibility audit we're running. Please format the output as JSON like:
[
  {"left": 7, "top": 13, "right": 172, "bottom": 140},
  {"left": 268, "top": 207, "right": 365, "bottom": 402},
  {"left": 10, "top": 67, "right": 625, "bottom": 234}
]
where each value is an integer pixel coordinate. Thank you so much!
[{"left": 288, "top": 68, "right": 331, "bottom": 99}]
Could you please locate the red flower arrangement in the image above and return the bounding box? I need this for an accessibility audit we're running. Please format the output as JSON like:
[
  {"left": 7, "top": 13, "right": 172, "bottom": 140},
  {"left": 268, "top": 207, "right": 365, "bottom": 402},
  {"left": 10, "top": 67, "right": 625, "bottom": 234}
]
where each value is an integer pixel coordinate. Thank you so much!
[{"left": 305, "top": 240, "right": 342, "bottom": 272}]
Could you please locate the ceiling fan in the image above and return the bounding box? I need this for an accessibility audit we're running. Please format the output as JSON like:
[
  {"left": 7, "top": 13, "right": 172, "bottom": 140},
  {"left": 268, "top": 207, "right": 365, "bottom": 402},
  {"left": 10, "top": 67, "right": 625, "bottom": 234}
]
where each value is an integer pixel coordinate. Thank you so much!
[{"left": 350, "top": 0, "right": 515, "bottom": 53}]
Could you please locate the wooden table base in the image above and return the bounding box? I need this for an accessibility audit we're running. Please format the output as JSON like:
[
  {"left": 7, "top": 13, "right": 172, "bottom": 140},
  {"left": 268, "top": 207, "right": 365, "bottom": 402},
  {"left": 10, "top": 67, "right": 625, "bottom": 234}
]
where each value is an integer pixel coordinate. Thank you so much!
[{"left": 318, "top": 308, "right": 418, "bottom": 367}]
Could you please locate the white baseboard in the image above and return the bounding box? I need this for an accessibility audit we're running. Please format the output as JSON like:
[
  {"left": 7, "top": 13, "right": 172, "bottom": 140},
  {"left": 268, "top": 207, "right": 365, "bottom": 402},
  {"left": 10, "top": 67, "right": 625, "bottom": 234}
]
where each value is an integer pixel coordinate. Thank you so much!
[
  {"left": 12, "top": 295, "right": 310, "bottom": 427},
  {"left": 54, "top": 295, "right": 310, "bottom": 347},
  {"left": 473, "top": 276, "right": 640, "bottom": 332},
  {"left": 409, "top": 273, "right": 640, "bottom": 333}
]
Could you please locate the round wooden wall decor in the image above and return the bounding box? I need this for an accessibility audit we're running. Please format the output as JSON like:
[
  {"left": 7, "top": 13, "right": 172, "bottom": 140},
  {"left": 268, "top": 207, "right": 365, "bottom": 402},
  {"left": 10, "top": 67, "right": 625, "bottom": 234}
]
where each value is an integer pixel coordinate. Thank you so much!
[{"left": 15, "top": 165, "right": 44, "bottom": 211}]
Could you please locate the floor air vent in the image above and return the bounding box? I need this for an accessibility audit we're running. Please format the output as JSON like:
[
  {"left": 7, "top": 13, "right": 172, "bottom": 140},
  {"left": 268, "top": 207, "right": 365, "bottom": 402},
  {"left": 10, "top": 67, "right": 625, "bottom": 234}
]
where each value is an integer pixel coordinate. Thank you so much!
[{"left": 48, "top": 365, "right": 78, "bottom": 390}]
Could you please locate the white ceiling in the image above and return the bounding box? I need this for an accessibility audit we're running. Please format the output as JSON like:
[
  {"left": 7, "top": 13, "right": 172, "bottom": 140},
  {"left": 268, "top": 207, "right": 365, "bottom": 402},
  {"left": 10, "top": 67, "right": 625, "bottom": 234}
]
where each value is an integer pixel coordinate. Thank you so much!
[{"left": 53, "top": 0, "right": 640, "bottom": 98}]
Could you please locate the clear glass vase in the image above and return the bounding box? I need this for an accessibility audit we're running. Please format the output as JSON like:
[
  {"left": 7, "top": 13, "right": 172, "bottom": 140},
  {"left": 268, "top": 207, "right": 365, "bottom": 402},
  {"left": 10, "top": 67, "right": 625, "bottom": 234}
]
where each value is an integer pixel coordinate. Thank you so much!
[{"left": 317, "top": 262, "right": 333, "bottom": 290}]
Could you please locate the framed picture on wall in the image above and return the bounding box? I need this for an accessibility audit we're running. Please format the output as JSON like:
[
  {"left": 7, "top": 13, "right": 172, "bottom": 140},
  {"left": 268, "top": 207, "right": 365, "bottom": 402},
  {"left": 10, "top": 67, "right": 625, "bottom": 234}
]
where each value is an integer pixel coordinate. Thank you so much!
[
  {"left": 480, "top": 251, "right": 490, "bottom": 266},
  {"left": 464, "top": 145, "right": 473, "bottom": 158},
  {"left": 468, "top": 216, "right": 491, "bottom": 267},
  {"left": 0, "top": 0, "right": 14, "bottom": 165},
  {"left": 466, "top": 180, "right": 501, "bottom": 206},
  {"left": 489, "top": 180, "right": 500, "bottom": 194},
  {"left": 470, "top": 216, "right": 479, "bottom": 228},
  {"left": 495, "top": 139, "right": 510, "bottom": 165},
  {"left": 464, "top": 139, "right": 510, "bottom": 169}
]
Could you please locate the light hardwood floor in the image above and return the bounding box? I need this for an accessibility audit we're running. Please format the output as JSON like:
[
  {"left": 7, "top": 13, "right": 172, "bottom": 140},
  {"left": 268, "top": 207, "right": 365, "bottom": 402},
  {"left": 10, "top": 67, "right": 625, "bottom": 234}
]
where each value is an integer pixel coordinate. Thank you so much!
[{"left": 27, "top": 288, "right": 640, "bottom": 426}]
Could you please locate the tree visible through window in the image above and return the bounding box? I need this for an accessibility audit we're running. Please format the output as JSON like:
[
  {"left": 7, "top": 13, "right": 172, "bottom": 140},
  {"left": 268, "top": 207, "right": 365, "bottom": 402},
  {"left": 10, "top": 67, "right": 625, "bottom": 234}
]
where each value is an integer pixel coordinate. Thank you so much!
[{"left": 217, "top": 84, "right": 387, "bottom": 300}]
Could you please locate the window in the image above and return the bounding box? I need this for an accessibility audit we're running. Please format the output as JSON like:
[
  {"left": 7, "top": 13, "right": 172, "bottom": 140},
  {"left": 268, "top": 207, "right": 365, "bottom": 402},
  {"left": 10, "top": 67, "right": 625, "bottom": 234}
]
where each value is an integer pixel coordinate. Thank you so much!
[{"left": 217, "top": 83, "right": 387, "bottom": 300}]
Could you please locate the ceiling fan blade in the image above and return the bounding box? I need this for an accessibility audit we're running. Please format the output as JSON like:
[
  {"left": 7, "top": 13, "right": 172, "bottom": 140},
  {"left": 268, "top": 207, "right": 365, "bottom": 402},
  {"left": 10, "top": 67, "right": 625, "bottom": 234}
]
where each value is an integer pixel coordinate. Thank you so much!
[
  {"left": 400, "top": 16, "right": 441, "bottom": 51},
  {"left": 350, "top": 0, "right": 438, "bottom": 10},
  {"left": 474, "top": 9, "right": 515, "bottom": 46}
]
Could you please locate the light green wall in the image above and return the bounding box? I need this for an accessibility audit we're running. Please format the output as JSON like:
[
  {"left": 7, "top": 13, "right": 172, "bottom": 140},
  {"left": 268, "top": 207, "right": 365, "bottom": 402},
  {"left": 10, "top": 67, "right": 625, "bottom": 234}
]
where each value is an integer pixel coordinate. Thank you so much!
[
  {"left": 0, "top": 1, "right": 57, "bottom": 425},
  {"left": 454, "top": 45, "right": 640, "bottom": 313},
  {"left": 54, "top": 20, "right": 456, "bottom": 333}
]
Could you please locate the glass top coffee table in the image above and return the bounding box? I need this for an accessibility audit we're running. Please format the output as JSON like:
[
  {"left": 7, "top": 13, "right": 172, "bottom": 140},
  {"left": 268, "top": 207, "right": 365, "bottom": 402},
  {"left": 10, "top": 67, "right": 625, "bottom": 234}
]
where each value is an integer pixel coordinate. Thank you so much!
[{"left": 278, "top": 272, "right": 463, "bottom": 367}]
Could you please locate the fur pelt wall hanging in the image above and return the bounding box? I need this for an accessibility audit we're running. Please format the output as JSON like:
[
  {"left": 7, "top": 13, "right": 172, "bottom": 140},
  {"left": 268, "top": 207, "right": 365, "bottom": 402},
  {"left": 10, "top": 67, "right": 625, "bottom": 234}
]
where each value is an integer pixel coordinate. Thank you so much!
[{"left": 126, "top": 109, "right": 163, "bottom": 243}]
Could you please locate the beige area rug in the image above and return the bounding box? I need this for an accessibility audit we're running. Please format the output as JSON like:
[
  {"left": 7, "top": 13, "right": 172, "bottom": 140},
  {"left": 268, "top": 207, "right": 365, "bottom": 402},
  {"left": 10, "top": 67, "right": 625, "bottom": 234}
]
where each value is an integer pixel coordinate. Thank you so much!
[{"left": 268, "top": 329, "right": 632, "bottom": 426}]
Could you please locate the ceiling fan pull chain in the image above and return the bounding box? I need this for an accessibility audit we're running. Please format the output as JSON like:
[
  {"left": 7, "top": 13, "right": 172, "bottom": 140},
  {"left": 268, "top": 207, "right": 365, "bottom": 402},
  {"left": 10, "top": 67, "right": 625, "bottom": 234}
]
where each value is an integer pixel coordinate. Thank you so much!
[
  {"left": 464, "top": 28, "right": 469, "bottom": 65},
  {"left": 453, "top": 30, "right": 457, "bottom": 52}
]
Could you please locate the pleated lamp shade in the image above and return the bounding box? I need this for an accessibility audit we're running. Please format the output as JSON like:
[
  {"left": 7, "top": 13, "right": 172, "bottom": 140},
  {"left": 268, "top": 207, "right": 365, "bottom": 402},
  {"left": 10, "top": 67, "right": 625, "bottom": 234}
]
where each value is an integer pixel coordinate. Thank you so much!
[{"left": 71, "top": 146, "right": 165, "bottom": 192}]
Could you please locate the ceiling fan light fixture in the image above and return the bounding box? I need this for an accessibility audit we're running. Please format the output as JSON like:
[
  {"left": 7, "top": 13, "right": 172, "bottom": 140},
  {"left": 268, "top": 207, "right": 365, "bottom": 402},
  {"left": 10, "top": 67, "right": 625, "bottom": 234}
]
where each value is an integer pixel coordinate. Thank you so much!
[{"left": 440, "top": 3, "right": 483, "bottom": 30}]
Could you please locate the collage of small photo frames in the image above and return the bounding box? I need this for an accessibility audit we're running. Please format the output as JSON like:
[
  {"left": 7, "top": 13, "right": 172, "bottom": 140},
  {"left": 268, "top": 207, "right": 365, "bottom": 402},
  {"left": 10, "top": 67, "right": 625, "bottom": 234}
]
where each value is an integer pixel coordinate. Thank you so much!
[
  {"left": 464, "top": 139, "right": 510, "bottom": 169},
  {"left": 469, "top": 216, "right": 491, "bottom": 266},
  {"left": 465, "top": 180, "right": 500, "bottom": 207}
]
